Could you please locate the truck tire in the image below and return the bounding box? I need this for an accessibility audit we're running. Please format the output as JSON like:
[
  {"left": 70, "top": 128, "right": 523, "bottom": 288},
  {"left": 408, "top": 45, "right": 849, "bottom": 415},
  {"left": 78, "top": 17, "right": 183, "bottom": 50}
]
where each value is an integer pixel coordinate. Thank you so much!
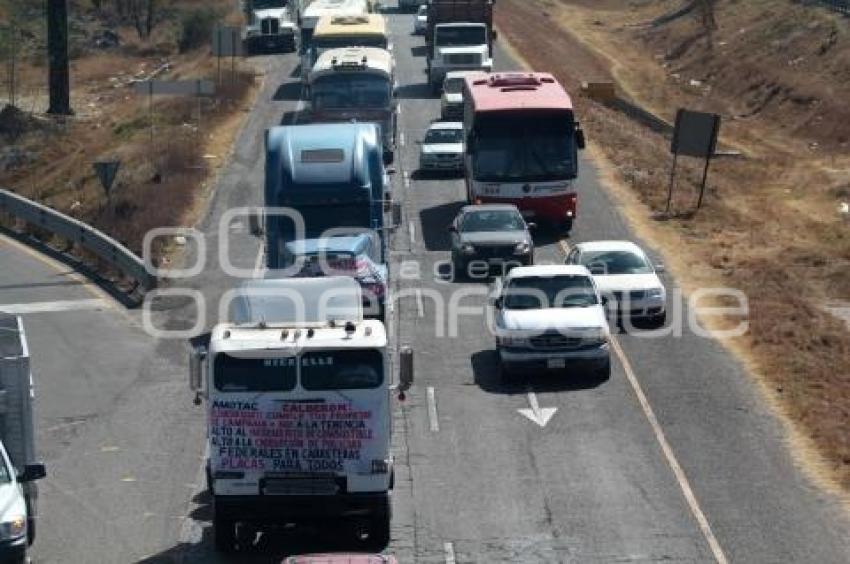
[
  {"left": 213, "top": 509, "right": 236, "bottom": 553},
  {"left": 368, "top": 511, "right": 391, "bottom": 548}
]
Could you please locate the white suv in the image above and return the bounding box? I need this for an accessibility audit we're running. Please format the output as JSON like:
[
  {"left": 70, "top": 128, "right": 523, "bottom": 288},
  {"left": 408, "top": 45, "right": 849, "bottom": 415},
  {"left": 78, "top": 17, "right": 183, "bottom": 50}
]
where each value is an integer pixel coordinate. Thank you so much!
[{"left": 490, "top": 265, "right": 611, "bottom": 382}]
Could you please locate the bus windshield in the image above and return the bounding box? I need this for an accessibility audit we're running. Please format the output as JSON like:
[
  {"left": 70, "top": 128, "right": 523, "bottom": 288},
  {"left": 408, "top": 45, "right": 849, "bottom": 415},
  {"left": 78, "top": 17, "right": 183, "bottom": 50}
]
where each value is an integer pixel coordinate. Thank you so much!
[
  {"left": 473, "top": 112, "right": 578, "bottom": 183},
  {"left": 312, "top": 75, "right": 391, "bottom": 110},
  {"left": 313, "top": 36, "right": 388, "bottom": 50}
]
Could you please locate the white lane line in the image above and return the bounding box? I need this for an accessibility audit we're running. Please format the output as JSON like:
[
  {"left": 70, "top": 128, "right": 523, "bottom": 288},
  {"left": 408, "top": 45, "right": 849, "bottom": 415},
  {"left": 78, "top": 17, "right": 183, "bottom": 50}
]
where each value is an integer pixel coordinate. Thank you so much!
[
  {"left": 400, "top": 131, "right": 406, "bottom": 147},
  {"left": 610, "top": 337, "right": 729, "bottom": 564},
  {"left": 444, "top": 541, "right": 456, "bottom": 564},
  {"left": 253, "top": 240, "right": 266, "bottom": 278},
  {"left": 415, "top": 288, "right": 424, "bottom": 318},
  {"left": 403, "top": 170, "right": 411, "bottom": 190},
  {"left": 427, "top": 386, "right": 439, "bottom": 432},
  {"left": 408, "top": 222, "right": 416, "bottom": 245},
  {"left": 0, "top": 298, "right": 108, "bottom": 314}
]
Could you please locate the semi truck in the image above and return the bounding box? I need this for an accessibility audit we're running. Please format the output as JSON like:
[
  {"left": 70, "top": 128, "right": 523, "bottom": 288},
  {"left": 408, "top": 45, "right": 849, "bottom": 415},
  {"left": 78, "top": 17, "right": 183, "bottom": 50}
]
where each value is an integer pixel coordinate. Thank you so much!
[
  {"left": 242, "top": 0, "right": 298, "bottom": 53},
  {"left": 264, "top": 123, "right": 391, "bottom": 270},
  {"left": 189, "top": 278, "right": 414, "bottom": 552},
  {"left": 425, "top": 0, "right": 495, "bottom": 93},
  {"left": 0, "top": 314, "right": 47, "bottom": 564}
]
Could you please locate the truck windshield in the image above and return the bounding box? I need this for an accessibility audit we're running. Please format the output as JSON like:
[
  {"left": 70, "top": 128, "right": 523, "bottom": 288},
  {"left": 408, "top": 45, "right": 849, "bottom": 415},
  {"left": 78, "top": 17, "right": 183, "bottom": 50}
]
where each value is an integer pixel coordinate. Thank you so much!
[
  {"left": 252, "top": 1, "right": 288, "bottom": 7},
  {"left": 301, "top": 349, "right": 384, "bottom": 390},
  {"left": 312, "top": 75, "right": 391, "bottom": 110},
  {"left": 435, "top": 26, "right": 486, "bottom": 47},
  {"left": 503, "top": 276, "right": 598, "bottom": 310},
  {"left": 214, "top": 354, "right": 297, "bottom": 392},
  {"left": 473, "top": 112, "right": 577, "bottom": 183}
]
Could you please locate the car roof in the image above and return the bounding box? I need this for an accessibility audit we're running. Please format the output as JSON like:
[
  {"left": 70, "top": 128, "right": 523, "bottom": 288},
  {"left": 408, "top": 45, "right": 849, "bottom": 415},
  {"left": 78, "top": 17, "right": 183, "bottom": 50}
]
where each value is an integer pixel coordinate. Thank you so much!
[
  {"left": 506, "top": 264, "right": 592, "bottom": 279},
  {"left": 284, "top": 234, "right": 370, "bottom": 255},
  {"left": 461, "top": 203, "right": 520, "bottom": 213},
  {"left": 428, "top": 121, "right": 463, "bottom": 130},
  {"left": 573, "top": 240, "right": 645, "bottom": 254}
]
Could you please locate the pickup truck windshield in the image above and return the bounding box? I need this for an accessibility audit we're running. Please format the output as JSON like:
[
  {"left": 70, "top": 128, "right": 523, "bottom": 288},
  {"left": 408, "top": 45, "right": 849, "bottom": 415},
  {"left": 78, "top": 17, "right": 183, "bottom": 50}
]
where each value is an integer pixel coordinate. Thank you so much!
[
  {"left": 474, "top": 112, "right": 577, "bottom": 183},
  {"left": 461, "top": 210, "right": 525, "bottom": 232},
  {"left": 504, "top": 276, "right": 598, "bottom": 310},
  {"left": 252, "top": 0, "right": 288, "bottom": 7},
  {"left": 312, "top": 75, "right": 391, "bottom": 110},
  {"left": 424, "top": 128, "right": 463, "bottom": 144},
  {"left": 435, "top": 26, "right": 486, "bottom": 47},
  {"left": 301, "top": 349, "right": 384, "bottom": 390},
  {"left": 214, "top": 354, "right": 297, "bottom": 392}
]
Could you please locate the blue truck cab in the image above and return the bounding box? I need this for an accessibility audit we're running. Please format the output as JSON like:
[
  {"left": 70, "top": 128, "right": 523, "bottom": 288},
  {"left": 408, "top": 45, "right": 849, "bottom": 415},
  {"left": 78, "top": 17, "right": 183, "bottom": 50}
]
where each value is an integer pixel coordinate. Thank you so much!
[{"left": 265, "top": 123, "right": 388, "bottom": 269}]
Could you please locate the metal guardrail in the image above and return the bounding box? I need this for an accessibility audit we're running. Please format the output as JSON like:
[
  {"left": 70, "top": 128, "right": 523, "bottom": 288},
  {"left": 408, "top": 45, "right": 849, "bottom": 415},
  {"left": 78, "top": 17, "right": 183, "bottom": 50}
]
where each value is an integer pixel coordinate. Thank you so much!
[{"left": 0, "top": 189, "right": 156, "bottom": 292}]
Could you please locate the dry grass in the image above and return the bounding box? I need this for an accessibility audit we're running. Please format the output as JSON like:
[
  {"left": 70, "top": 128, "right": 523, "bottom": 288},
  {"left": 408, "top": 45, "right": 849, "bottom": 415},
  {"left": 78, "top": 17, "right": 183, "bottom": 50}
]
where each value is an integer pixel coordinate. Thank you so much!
[
  {"left": 0, "top": 0, "right": 258, "bottom": 264},
  {"left": 497, "top": 0, "right": 850, "bottom": 492}
]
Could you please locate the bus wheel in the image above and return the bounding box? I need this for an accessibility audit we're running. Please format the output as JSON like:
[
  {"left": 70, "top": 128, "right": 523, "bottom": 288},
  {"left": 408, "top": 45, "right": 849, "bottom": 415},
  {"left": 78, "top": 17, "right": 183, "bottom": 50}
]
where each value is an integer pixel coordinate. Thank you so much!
[{"left": 562, "top": 218, "right": 574, "bottom": 234}]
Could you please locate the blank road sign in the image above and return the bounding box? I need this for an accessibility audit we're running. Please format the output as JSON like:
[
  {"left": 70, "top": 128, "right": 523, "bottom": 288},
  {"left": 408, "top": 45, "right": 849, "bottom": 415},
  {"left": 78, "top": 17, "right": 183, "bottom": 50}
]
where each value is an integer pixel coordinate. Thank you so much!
[
  {"left": 213, "top": 26, "right": 243, "bottom": 57},
  {"left": 671, "top": 109, "right": 721, "bottom": 158},
  {"left": 134, "top": 80, "right": 216, "bottom": 96}
]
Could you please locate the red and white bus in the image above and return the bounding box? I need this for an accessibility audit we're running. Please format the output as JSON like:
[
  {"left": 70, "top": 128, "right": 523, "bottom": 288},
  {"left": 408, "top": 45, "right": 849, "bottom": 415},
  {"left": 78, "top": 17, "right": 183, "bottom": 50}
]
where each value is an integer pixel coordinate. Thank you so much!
[{"left": 462, "top": 72, "right": 586, "bottom": 231}]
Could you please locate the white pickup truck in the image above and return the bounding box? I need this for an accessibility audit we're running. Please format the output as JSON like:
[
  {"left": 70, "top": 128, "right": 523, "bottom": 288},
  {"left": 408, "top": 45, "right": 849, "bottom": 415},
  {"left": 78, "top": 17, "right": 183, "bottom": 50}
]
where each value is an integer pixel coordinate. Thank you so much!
[
  {"left": 0, "top": 314, "right": 47, "bottom": 564},
  {"left": 490, "top": 265, "right": 611, "bottom": 382},
  {"left": 189, "top": 278, "right": 413, "bottom": 552}
]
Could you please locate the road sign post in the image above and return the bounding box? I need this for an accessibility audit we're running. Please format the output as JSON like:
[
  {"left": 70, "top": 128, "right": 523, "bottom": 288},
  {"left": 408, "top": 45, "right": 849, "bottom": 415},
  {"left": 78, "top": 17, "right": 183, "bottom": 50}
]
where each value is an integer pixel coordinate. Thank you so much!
[{"left": 666, "top": 109, "right": 721, "bottom": 214}]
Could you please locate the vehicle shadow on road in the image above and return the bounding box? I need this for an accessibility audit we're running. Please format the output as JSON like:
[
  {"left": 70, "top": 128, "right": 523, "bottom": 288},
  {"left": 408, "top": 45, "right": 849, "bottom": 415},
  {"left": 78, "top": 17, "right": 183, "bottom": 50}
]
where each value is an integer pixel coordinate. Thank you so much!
[
  {"left": 410, "top": 45, "right": 428, "bottom": 58},
  {"left": 395, "top": 82, "right": 433, "bottom": 100},
  {"left": 138, "top": 491, "right": 389, "bottom": 563},
  {"left": 471, "top": 350, "right": 608, "bottom": 395},
  {"left": 529, "top": 223, "right": 571, "bottom": 248},
  {"left": 272, "top": 81, "right": 304, "bottom": 102},
  {"left": 419, "top": 201, "right": 466, "bottom": 251}
]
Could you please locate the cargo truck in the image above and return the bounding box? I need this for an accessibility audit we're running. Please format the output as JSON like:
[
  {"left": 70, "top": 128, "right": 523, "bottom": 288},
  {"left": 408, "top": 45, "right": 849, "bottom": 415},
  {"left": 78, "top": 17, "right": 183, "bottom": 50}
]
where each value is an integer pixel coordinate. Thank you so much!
[
  {"left": 242, "top": 0, "right": 298, "bottom": 53},
  {"left": 425, "top": 0, "right": 495, "bottom": 93},
  {"left": 189, "top": 278, "right": 414, "bottom": 552},
  {"left": 0, "top": 314, "right": 47, "bottom": 564}
]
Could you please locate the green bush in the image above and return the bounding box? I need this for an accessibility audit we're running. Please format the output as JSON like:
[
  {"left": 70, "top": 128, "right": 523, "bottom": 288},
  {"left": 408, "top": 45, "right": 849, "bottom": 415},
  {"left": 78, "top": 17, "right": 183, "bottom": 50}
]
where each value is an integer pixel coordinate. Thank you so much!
[{"left": 178, "top": 6, "right": 221, "bottom": 53}]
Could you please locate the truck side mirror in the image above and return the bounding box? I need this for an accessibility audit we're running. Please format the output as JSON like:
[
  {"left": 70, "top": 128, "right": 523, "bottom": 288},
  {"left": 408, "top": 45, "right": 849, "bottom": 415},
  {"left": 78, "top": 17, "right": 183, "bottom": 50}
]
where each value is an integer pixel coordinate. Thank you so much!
[
  {"left": 189, "top": 344, "right": 208, "bottom": 404},
  {"left": 19, "top": 463, "right": 46, "bottom": 483},
  {"left": 249, "top": 208, "right": 264, "bottom": 237},
  {"left": 397, "top": 346, "right": 414, "bottom": 400},
  {"left": 492, "top": 29, "right": 498, "bottom": 40},
  {"left": 576, "top": 127, "right": 586, "bottom": 150}
]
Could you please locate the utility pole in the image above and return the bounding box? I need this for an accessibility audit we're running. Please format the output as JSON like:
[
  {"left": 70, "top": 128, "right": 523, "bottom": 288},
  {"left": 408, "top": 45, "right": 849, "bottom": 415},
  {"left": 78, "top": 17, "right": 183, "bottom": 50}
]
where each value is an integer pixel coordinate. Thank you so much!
[{"left": 47, "top": 0, "right": 72, "bottom": 115}]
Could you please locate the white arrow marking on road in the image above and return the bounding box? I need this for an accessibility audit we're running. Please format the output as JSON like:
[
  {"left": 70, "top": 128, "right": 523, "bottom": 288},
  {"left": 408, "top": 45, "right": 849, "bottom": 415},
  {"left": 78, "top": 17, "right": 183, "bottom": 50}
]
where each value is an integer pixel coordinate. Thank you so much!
[{"left": 517, "top": 390, "right": 557, "bottom": 427}]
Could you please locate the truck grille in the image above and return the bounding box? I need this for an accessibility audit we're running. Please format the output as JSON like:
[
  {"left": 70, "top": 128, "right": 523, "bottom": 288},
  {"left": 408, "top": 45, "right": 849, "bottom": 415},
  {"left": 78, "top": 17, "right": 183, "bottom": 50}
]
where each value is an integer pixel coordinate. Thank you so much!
[
  {"left": 261, "top": 17, "right": 280, "bottom": 35},
  {"left": 611, "top": 290, "right": 646, "bottom": 301},
  {"left": 445, "top": 53, "right": 481, "bottom": 65},
  {"left": 262, "top": 478, "right": 340, "bottom": 496},
  {"left": 472, "top": 244, "right": 515, "bottom": 258},
  {"left": 529, "top": 332, "right": 584, "bottom": 350}
]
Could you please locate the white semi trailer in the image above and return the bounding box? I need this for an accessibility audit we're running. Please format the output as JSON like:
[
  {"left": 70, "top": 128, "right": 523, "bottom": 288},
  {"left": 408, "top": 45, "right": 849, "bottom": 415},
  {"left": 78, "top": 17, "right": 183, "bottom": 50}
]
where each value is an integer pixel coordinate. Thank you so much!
[
  {"left": 189, "top": 278, "right": 412, "bottom": 552},
  {"left": 0, "top": 314, "right": 46, "bottom": 564}
]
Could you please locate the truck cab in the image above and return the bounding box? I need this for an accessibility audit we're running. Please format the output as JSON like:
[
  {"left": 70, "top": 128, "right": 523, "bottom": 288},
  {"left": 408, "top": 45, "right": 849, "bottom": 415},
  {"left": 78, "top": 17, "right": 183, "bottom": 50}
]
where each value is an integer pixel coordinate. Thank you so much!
[
  {"left": 243, "top": 1, "right": 297, "bottom": 53},
  {"left": 425, "top": 1, "right": 495, "bottom": 93},
  {"left": 189, "top": 279, "right": 414, "bottom": 552},
  {"left": 264, "top": 123, "right": 390, "bottom": 270}
]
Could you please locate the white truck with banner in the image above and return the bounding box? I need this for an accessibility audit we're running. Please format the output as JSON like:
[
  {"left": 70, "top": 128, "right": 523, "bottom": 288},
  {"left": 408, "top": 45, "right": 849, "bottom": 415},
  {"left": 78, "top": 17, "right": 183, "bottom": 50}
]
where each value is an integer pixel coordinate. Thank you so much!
[
  {"left": 0, "top": 314, "right": 47, "bottom": 564},
  {"left": 189, "top": 278, "right": 412, "bottom": 552}
]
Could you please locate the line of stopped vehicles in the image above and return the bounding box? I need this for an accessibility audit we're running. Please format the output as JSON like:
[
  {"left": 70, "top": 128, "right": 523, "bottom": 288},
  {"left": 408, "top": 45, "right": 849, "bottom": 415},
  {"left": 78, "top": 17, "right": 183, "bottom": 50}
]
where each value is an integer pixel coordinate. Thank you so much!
[{"left": 183, "top": 0, "right": 671, "bottom": 561}]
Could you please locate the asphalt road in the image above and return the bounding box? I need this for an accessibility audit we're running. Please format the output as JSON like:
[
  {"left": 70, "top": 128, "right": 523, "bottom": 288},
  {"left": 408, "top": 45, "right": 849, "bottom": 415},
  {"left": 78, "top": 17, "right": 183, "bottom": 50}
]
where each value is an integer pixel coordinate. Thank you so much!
[{"left": 3, "top": 2, "right": 848, "bottom": 563}]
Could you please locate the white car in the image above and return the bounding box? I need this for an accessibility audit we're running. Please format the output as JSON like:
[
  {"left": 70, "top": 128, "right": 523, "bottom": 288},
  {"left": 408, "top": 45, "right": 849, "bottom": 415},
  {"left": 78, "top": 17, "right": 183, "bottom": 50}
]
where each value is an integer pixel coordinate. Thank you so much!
[
  {"left": 418, "top": 121, "right": 464, "bottom": 174},
  {"left": 566, "top": 240, "right": 666, "bottom": 326},
  {"left": 440, "top": 70, "right": 476, "bottom": 120},
  {"left": 490, "top": 265, "right": 611, "bottom": 381},
  {"left": 414, "top": 5, "right": 428, "bottom": 34}
]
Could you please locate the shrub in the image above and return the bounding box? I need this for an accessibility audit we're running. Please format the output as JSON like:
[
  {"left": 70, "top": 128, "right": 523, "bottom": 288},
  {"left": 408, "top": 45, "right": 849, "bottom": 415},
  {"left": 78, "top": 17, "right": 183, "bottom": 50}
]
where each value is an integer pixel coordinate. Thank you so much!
[{"left": 178, "top": 6, "right": 221, "bottom": 53}]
